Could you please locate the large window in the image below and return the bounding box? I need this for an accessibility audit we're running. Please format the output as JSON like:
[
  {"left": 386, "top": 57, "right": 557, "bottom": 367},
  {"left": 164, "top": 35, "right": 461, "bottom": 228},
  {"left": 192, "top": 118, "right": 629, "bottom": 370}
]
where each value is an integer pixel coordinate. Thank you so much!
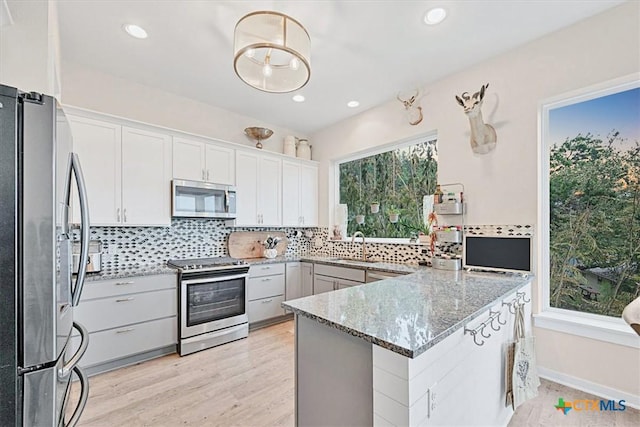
[
  {"left": 544, "top": 80, "right": 639, "bottom": 319},
  {"left": 338, "top": 138, "right": 437, "bottom": 238}
]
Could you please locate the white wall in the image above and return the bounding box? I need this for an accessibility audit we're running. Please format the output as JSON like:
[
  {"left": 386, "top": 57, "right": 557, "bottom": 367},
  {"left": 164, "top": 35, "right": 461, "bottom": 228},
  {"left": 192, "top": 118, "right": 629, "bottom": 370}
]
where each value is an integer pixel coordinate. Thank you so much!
[
  {"left": 61, "top": 61, "right": 307, "bottom": 152},
  {"left": 0, "top": 0, "right": 57, "bottom": 95},
  {"left": 310, "top": 2, "right": 640, "bottom": 398}
]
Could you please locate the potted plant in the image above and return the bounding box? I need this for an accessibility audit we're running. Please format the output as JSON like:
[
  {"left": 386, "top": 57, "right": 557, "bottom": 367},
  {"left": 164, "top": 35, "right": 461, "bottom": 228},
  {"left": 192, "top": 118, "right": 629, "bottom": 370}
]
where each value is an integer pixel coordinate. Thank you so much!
[
  {"left": 370, "top": 202, "right": 380, "bottom": 214},
  {"left": 387, "top": 206, "right": 400, "bottom": 223},
  {"left": 355, "top": 214, "right": 365, "bottom": 225}
]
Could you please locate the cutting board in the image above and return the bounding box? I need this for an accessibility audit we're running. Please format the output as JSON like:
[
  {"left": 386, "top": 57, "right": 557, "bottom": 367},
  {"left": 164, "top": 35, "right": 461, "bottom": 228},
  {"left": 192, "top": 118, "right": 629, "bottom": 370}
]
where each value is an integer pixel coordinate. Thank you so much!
[{"left": 228, "top": 231, "right": 288, "bottom": 259}]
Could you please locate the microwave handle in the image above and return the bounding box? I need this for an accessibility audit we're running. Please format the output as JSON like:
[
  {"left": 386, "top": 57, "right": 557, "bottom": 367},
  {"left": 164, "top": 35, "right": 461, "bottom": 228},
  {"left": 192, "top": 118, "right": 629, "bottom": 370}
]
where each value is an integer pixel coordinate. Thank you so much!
[{"left": 225, "top": 189, "right": 230, "bottom": 213}]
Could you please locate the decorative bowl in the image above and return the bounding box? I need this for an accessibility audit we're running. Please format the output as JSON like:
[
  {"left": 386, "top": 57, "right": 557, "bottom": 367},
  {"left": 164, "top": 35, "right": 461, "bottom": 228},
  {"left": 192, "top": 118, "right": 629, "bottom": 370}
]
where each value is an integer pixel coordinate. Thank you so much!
[{"left": 244, "top": 127, "right": 273, "bottom": 148}]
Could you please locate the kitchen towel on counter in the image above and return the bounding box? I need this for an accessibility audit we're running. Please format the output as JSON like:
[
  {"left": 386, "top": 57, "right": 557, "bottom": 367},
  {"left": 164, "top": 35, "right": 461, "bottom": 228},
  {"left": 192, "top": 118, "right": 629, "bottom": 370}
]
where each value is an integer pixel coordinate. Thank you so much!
[{"left": 505, "top": 302, "right": 540, "bottom": 409}]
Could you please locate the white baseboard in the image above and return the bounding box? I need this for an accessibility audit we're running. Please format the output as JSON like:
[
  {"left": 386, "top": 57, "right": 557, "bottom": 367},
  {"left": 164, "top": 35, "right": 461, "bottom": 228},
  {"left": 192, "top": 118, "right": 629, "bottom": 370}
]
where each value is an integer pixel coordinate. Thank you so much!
[{"left": 538, "top": 366, "right": 640, "bottom": 410}]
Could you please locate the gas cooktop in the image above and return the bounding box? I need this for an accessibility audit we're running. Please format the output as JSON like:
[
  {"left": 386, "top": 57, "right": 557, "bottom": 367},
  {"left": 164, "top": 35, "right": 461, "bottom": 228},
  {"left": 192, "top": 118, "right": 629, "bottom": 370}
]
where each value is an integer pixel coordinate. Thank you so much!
[{"left": 167, "top": 256, "right": 248, "bottom": 272}]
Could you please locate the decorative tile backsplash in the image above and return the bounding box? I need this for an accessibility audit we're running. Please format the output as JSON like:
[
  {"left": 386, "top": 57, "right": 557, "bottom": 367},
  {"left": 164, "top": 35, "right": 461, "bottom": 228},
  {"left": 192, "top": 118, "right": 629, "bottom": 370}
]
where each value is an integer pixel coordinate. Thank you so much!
[
  {"left": 75, "top": 221, "right": 533, "bottom": 276},
  {"left": 73, "top": 219, "right": 324, "bottom": 276}
]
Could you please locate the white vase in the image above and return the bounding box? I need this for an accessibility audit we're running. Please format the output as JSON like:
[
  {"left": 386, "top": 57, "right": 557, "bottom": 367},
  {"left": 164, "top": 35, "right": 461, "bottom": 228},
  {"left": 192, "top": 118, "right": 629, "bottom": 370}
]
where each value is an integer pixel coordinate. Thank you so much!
[
  {"left": 263, "top": 248, "right": 278, "bottom": 259},
  {"left": 297, "top": 139, "right": 311, "bottom": 160},
  {"left": 283, "top": 135, "right": 297, "bottom": 156}
]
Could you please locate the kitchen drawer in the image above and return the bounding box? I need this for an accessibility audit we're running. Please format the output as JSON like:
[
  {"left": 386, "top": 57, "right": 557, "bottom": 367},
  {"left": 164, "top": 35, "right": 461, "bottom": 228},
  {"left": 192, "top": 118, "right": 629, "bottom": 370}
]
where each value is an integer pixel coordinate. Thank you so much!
[
  {"left": 248, "top": 274, "right": 285, "bottom": 301},
  {"left": 80, "top": 274, "right": 176, "bottom": 301},
  {"left": 249, "top": 263, "right": 285, "bottom": 278},
  {"left": 248, "top": 295, "right": 285, "bottom": 324},
  {"left": 74, "top": 317, "right": 177, "bottom": 368},
  {"left": 313, "top": 264, "right": 365, "bottom": 282},
  {"left": 74, "top": 288, "right": 177, "bottom": 333}
]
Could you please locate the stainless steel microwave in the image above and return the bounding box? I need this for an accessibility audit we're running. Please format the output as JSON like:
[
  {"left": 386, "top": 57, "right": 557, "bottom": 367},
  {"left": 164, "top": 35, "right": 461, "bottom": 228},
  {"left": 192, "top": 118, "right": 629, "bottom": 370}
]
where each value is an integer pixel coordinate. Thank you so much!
[{"left": 172, "top": 180, "right": 237, "bottom": 219}]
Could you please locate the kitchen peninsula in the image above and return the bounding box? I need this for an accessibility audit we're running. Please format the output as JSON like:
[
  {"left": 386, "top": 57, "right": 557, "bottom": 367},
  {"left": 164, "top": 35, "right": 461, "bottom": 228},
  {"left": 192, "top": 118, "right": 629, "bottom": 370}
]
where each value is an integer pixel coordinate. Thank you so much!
[{"left": 283, "top": 268, "right": 533, "bottom": 426}]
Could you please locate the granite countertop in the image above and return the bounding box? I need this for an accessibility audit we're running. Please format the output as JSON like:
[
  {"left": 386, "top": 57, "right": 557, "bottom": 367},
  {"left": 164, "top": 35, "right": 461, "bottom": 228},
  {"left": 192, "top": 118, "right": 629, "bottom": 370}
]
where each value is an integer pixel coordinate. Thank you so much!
[
  {"left": 243, "top": 255, "right": 426, "bottom": 275},
  {"left": 282, "top": 268, "right": 533, "bottom": 358}
]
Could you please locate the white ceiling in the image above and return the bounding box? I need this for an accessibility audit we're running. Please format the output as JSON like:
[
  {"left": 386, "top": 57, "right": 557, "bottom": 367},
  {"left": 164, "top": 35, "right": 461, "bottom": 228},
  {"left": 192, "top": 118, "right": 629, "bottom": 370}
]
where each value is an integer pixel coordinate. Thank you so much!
[{"left": 57, "top": 0, "right": 625, "bottom": 134}]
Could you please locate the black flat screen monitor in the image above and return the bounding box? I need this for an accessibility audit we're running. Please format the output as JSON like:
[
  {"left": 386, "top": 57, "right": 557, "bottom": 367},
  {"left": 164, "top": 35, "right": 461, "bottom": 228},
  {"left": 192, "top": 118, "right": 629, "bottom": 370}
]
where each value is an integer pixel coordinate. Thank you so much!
[{"left": 464, "top": 236, "right": 531, "bottom": 273}]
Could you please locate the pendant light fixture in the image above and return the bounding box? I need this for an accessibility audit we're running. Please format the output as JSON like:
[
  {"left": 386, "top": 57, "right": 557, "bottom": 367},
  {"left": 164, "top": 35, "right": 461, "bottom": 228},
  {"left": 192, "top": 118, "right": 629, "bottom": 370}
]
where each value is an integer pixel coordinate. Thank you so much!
[{"left": 234, "top": 11, "right": 311, "bottom": 93}]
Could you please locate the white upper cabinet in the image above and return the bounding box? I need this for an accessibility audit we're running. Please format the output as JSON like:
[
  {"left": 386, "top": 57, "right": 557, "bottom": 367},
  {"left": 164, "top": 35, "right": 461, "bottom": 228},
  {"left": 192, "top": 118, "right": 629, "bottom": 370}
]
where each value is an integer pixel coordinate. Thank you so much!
[
  {"left": 172, "top": 138, "right": 203, "bottom": 182},
  {"left": 282, "top": 160, "right": 318, "bottom": 227},
  {"left": 68, "top": 116, "right": 122, "bottom": 225},
  {"left": 235, "top": 151, "right": 281, "bottom": 226},
  {"left": 205, "top": 144, "right": 235, "bottom": 185},
  {"left": 68, "top": 115, "right": 172, "bottom": 226},
  {"left": 121, "top": 127, "right": 172, "bottom": 226},
  {"left": 173, "top": 137, "right": 235, "bottom": 185}
]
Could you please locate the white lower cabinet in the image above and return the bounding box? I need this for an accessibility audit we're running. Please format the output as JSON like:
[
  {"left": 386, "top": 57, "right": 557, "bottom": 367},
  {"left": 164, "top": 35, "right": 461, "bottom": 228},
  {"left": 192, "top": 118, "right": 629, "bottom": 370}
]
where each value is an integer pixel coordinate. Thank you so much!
[
  {"left": 74, "top": 317, "right": 176, "bottom": 369},
  {"left": 313, "top": 265, "right": 366, "bottom": 294},
  {"left": 73, "top": 274, "right": 177, "bottom": 370},
  {"left": 301, "top": 262, "right": 314, "bottom": 297},
  {"left": 247, "top": 264, "right": 286, "bottom": 324},
  {"left": 285, "top": 262, "right": 302, "bottom": 301}
]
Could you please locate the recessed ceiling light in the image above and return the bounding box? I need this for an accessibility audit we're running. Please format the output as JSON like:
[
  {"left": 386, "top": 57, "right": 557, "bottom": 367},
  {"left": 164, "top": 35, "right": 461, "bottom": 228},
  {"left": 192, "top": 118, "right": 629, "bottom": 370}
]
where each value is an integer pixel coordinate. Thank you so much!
[
  {"left": 424, "top": 7, "right": 447, "bottom": 25},
  {"left": 292, "top": 94, "right": 305, "bottom": 102},
  {"left": 123, "top": 24, "right": 148, "bottom": 39},
  {"left": 347, "top": 101, "right": 360, "bottom": 108}
]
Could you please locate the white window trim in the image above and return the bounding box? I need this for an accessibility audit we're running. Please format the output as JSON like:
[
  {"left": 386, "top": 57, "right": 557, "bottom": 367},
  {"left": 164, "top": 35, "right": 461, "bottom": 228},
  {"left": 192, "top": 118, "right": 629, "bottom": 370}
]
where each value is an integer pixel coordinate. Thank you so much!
[
  {"left": 537, "top": 73, "right": 640, "bottom": 348},
  {"left": 331, "top": 130, "right": 438, "bottom": 242}
]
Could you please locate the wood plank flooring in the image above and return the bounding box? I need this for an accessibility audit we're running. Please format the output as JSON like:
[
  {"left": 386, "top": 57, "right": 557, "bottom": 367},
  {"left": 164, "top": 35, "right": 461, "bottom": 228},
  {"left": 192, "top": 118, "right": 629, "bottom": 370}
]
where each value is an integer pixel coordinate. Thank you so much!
[{"left": 70, "top": 320, "right": 639, "bottom": 426}]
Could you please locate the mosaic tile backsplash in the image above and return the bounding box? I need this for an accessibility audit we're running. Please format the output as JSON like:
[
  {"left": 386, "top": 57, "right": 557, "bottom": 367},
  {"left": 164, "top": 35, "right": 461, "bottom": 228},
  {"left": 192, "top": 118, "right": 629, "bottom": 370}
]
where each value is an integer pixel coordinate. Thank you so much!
[{"left": 74, "top": 221, "right": 533, "bottom": 276}]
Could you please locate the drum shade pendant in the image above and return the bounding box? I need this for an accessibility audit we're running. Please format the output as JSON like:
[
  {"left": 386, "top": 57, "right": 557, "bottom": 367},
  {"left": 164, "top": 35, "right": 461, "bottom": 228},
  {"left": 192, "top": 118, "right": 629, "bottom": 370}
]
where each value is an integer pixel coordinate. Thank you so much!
[{"left": 234, "top": 11, "right": 311, "bottom": 93}]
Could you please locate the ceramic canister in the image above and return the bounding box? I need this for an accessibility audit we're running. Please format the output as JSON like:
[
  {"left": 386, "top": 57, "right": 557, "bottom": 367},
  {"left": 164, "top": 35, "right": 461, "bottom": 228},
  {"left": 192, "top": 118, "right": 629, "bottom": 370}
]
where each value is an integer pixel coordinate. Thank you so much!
[
  {"left": 283, "top": 135, "right": 297, "bottom": 156},
  {"left": 297, "top": 139, "right": 311, "bottom": 160}
]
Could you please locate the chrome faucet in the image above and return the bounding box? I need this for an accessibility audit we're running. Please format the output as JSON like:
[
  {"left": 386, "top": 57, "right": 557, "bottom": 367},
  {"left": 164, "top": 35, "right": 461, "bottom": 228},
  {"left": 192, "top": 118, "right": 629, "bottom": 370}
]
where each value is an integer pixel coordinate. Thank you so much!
[{"left": 352, "top": 231, "right": 367, "bottom": 261}]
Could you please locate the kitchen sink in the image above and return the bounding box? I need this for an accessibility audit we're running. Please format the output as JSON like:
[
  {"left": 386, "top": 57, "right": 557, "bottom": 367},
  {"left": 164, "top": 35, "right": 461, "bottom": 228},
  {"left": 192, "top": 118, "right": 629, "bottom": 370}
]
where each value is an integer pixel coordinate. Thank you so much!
[{"left": 328, "top": 257, "right": 379, "bottom": 263}]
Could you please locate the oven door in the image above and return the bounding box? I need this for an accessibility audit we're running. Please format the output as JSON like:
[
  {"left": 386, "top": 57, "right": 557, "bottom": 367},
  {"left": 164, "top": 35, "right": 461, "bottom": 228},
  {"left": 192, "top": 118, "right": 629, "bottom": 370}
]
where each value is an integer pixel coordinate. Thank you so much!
[{"left": 180, "top": 272, "right": 248, "bottom": 339}]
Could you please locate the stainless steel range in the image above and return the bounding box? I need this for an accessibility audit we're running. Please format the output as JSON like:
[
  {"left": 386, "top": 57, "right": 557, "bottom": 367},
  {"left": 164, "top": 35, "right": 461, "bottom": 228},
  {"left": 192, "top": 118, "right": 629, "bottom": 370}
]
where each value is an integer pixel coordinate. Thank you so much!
[{"left": 168, "top": 257, "right": 250, "bottom": 356}]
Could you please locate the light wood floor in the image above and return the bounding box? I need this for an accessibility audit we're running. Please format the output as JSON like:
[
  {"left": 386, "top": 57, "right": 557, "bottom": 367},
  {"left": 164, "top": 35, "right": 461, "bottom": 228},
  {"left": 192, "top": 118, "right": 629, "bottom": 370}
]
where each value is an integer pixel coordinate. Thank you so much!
[{"left": 71, "top": 320, "right": 638, "bottom": 426}]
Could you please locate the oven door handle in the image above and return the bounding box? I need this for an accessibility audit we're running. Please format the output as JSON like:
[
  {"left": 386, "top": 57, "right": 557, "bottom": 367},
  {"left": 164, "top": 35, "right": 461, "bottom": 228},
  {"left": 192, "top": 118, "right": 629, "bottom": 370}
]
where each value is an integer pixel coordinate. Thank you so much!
[{"left": 182, "top": 273, "right": 248, "bottom": 285}]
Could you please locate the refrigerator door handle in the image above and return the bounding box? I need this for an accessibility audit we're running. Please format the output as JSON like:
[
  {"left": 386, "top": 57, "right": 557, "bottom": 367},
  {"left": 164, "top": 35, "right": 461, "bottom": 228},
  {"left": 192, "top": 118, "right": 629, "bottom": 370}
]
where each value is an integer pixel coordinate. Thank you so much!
[
  {"left": 68, "top": 153, "right": 90, "bottom": 306},
  {"left": 59, "top": 322, "right": 89, "bottom": 378},
  {"left": 64, "top": 365, "right": 89, "bottom": 427}
]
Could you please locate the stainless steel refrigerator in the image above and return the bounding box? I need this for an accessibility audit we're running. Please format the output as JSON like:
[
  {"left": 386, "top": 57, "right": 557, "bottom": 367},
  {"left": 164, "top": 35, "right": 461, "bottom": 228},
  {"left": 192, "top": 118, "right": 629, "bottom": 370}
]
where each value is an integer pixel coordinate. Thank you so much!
[{"left": 0, "top": 85, "right": 91, "bottom": 426}]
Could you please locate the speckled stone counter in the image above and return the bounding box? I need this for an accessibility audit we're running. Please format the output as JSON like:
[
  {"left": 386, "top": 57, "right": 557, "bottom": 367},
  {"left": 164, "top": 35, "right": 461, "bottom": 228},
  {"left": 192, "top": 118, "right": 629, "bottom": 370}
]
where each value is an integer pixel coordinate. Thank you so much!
[
  {"left": 83, "top": 265, "right": 176, "bottom": 282},
  {"left": 283, "top": 268, "right": 533, "bottom": 358},
  {"left": 241, "top": 254, "right": 426, "bottom": 275}
]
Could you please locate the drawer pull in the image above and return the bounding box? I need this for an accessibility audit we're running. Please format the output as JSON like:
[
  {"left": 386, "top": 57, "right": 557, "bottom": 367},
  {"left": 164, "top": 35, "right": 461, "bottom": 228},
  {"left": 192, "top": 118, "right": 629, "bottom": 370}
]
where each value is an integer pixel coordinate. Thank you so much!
[
  {"left": 261, "top": 266, "right": 271, "bottom": 270},
  {"left": 261, "top": 299, "right": 273, "bottom": 303},
  {"left": 115, "top": 281, "right": 134, "bottom": 286},
  {"left": 116, "top": 328, "right": 135, "bottom": 334},
  {"left": 115, "top": 297, "right": 135, "bottom": 302},
  {"left": 261, "top": 278, "right": 272, "bottom": 282}
]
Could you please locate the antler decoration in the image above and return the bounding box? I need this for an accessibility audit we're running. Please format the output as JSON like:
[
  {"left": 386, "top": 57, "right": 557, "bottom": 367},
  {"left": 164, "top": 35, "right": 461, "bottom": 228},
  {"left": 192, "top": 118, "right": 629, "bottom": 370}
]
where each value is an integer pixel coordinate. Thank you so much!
[
  {"left": 455, "top": 83, "right": 497, "bottom": 154},
  {"left": 397, "top": 89, "right": 424, "bottom": 126}
]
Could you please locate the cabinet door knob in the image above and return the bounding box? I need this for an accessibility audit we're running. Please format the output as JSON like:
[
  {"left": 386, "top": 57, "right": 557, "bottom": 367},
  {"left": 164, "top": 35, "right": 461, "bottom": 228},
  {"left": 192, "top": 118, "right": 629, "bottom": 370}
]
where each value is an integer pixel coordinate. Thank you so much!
[
  {"left": 123, "top": 208, "right": 127, "bottom": 223},
  {"left": 116, "top": 208, "right": 121, "bottom": 222},
  {"left": 206, "top": 170, "right": 210, "bottom": 181}
]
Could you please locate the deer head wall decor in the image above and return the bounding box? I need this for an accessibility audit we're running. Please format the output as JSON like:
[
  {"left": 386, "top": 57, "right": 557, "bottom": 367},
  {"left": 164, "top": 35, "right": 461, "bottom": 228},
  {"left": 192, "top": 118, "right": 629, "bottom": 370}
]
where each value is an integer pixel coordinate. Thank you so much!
[
  {"left": 455, "top": 83, "right": 497, "bottom": 154},
  {"left": 397, "top": 89, "right": 423, "bottom": 126}
]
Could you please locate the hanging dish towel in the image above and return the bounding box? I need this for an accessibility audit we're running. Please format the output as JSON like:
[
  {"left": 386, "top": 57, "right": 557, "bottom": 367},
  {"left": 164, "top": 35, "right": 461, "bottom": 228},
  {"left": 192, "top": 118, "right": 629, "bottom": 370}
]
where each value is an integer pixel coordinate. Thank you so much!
[{"left": 506, "top": 301, "right": 540, "bottom": 409}]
